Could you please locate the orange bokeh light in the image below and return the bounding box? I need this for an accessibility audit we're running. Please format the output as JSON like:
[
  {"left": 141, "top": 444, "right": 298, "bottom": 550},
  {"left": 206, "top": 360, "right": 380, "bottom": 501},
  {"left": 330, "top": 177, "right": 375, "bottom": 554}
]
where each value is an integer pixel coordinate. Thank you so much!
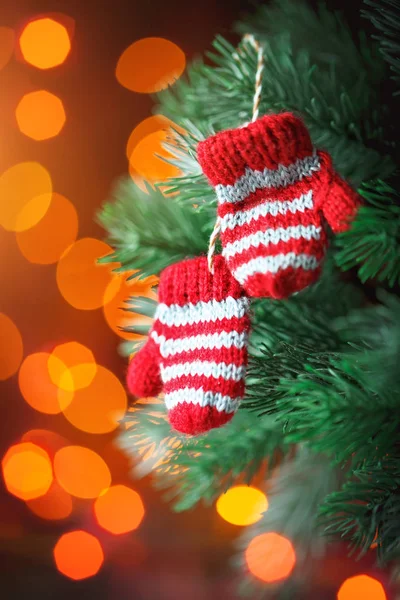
[
  {"left": 126, "top": 115, "right": 174, "bottom": 161},
  {"left": 54, "top": 530, "right": 104, "bottom": 580},
  {"left": 245, "top": 532, "right": 296, "bottom": 583},
  {"left": 16, "top": 91, "right": 66, "bottom": 141},
  {"left": 62, "top": 365, "right": 127, "bottom": 434},
  {"left": 16, "top": 193, "right": 78, "bottom": 264},
  {"left": 0, "top": 162, "right": 52, "bottom": 232},
  {"left": 94, "top": 485, "right": 145, "bottom": 535},
  {"left": 130, "top": 129, "right": 181, "bottom": 183},
  {"left": 56, "top": 238, "right": 118, "bottom": 310},
  {"left": 337, "top": 575, "right": 386, "bottom": 600},
  {"left": 116, "top": 37, "right": 185, "bottom": 93},
  {"left": 27, "top": 481, "right": 73, "bottom": 520},
  {"left": 216, "top": 486, "right": 268, "bottom": 526},
  {"left": 103, "top": 271, "right": 157, "bottom": 340},
  {"left": 0, "top": 26, "right": 14, "bottom": 71},
  {"left": 19, "top": 18, "right": 71, "bottom": 69},
  {"left": 18, "top": 352, "right": 73, "bottom": 414},
  {"left": 20, "top": 429, "right": 68, "bottom": 459},
  {"left": 0, "top": 313, "right": 23, "bottom": 380},
  {"left": 54, "top": 446, "right": 111, "bottom": 499},
  {"left": 2, "top": 442, "right": 53, "bottom": 501},
  {"left": 48, "top": 341, "right": 96, "bottom": 391}
]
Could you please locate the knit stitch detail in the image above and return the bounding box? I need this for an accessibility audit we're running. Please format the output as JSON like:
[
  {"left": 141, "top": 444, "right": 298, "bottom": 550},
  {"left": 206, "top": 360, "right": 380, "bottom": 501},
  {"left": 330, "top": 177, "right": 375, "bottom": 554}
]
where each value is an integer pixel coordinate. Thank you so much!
[
  {"left": 233, "top": 253, "right": 320, "bottom": 284},
  {"left": 223, "top": 225, "right": 322, "bottom": 259},
  {"left": 155, "top": 297, "right": 250, "bottom": 327},
  {"left": 151, "top": 330, "right": 249, "bottom": 358},
  {"left": 216, "top": 154, "right": 320, "bottom": 204},
  {"left": 164, "top": 388, "right": 241, "bottom": 413},
  {"left": 220, "top": 190, "right": 314, "bottom": 231},
  {"left": 160, "top": 360, "right": 246, "bottom": 383}
]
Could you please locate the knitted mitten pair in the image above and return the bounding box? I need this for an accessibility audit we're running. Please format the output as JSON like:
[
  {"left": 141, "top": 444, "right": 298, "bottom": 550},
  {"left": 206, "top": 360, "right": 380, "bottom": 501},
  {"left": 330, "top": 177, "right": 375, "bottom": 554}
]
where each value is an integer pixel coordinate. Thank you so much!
[{"left": 127, "top": 112, "right": 360, "bottom": 435}]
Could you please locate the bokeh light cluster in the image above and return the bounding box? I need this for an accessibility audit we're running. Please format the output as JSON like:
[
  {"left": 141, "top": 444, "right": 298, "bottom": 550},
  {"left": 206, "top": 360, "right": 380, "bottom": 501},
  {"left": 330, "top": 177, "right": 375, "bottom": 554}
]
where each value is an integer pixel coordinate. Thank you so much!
[{"left": 0, "top": 14, "right": 160, "bottom": 583}]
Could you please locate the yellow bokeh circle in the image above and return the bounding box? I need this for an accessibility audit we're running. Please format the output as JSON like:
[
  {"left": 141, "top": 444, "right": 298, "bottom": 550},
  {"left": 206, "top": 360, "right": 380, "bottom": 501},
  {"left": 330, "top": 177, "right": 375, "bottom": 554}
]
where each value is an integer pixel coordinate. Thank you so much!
[
  {"left": 0, "top": 162, "right": 52, "bottom": 232},
  {"left": 216, "top": 485, "right": 268, "bottom": 526}
]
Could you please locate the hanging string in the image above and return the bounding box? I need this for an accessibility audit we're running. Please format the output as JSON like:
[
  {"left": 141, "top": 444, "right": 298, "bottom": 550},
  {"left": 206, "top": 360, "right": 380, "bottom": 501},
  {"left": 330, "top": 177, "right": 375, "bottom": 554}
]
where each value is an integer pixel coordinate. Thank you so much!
[{"left": 208, "top": 34, "right": 264, "bottom": 273}]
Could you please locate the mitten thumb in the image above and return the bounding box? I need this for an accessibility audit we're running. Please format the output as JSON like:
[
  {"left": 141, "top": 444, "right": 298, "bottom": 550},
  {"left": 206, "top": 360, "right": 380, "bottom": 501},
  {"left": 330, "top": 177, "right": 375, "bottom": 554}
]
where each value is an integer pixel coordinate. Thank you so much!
[{"left": 127, "top": 337, "right": 162, "bottom": 398}]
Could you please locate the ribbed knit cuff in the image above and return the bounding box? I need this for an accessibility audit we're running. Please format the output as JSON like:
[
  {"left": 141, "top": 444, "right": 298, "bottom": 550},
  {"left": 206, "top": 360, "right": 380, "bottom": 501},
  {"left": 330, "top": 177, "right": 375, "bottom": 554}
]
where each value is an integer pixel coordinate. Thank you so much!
[
  {"left": 197, "top": 112, "right": 314, "bottom": 187},
  {"left": 158, "top": 256, "right": 244, "bottom": 306}
]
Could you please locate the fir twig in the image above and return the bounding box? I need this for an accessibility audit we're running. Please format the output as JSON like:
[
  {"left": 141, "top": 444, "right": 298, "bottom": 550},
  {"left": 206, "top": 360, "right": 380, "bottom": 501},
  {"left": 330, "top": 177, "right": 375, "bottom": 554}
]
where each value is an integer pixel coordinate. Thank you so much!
[
  {"left": 335, "top": 179, "right": 400, "bottom": 287},
  {"left": 363, "top": 0, "right": 400, "bottom": 95},
  {"left": 120, "top": 405, "right": 288, "bottom": 511}
]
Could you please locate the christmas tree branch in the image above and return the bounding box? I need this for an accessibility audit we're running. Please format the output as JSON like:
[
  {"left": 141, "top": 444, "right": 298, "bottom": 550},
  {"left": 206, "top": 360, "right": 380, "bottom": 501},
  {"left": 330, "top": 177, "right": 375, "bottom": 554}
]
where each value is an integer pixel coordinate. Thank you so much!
[
  {"left": 237, "top": 451, "right": 343, "bottom": 563},
  {"left": 362, "top": 0, "right": 400, "bottom": 95},
  {"left": 335, "top": 179, "right": 400, "bottom": 287},
  {"left": 97, "top": 178, "right": 211, "bottom": 278},
  {"left": 320, "top": 454, "right": 400, "bottom": 565},
  {"left": 119, "top": 405, "right": 288, "bottom": 511}
]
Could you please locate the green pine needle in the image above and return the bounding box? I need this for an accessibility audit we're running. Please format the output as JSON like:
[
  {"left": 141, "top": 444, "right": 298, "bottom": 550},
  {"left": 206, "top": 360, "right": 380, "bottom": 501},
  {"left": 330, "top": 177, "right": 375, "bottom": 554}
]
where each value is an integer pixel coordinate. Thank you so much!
[{"left": 335, "top": 179, "right": 400, "bottom": 286}]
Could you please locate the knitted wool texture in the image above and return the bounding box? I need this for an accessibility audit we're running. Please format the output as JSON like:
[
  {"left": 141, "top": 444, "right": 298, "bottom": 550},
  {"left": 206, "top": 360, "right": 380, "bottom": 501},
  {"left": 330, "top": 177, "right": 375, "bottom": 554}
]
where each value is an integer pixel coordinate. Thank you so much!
[
  {"left": 197, "top": 112, "right": 361, "bottom": 299},
  {"left": 127, "top": 256, "right": 251, "bottom": 435}
]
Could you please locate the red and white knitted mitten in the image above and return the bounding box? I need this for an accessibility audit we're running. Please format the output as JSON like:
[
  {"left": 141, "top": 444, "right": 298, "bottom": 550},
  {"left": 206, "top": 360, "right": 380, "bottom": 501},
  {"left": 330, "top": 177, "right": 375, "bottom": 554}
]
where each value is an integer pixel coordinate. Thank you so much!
[
  {"left": 127, "top": 256, "right": 251, "bottom": 435},
  {"left": 197, "top": 112, "right": 361, "bottom": 299}
]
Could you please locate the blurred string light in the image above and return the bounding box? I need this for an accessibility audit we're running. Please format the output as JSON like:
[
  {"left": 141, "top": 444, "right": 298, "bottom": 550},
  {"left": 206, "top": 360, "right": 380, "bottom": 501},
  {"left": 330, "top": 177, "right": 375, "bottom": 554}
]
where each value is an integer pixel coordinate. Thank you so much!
[
  {"left": 126, "top": 115, "right": 172, "bottom": 161},
  {"left": 54, "top": 446, "right": 111, "bottom": 499},
  {"left": 47, "top": 341, "right": 96, "bottom": 391},
  {"left": 216, "top": 485, "right": 268, "bottom": 526},
  {"left": 0, "top": 313, "right": 23, "bottom": 380},
  {"left": 126, "top": 115, "right": 184, "bottom": 189},
  {"left": 94, "top": 485, "right": 144, "bottom": 535},
  {"left": 130, "top": 129, "right": 181, "bottom": 184},
  {"left": 337, "top": 575, "right": 387, "bottom": 600},
  {"left": 16, "top": 90, "right": 66, "bottom": 140},
  {"left": 18, "top": 352, "right": 73, "bottom": 414},
  {"left": 0, "top": 26, "right": 15, "bottom": 71},
  {"left": 19, "top": 430, "right": 73, "bottom": 521},
  {"left": 26, "top": 481, "right": 73, "bottom": 521},
  {"left": 245, "top": 532, "right": 296, "bottom": 583},
  {"left": 62, "top": 365, "right": 127, "bottom": 434},
  {"left": 0, "top": 162, "right": 52, "bottom": 232},
  {"left": 102, "top": 271, "right": 157, "bottom": 340},
  {"left": 53, "top": 530, "right": 104, "bottom": 580},
  {"left": 16, "top": 193, "right": 78, "bottom": 264},
  {"left": 2, "top": 442, "right": 53, "bottom": 501},
  {"left": 19, "top": 18, "right": 71, "bottom": 69},
  {"left": 21, "top": 429, "right": 68, "bottom": 459},
  {"left": 56, "top": 238, "right": 119, "bottom": 310},
  {"left": 116, "top": 37, "right": 185, "bottom": 93}
]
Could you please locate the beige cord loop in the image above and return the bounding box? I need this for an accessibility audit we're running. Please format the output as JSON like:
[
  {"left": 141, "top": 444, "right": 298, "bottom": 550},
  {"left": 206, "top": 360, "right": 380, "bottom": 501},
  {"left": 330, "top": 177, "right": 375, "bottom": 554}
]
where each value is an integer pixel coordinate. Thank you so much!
[
  {"left": 207, "top": 217, "right": 221, "bottom": 273},
  {"left": 243, "top": 34, "right": 264, "bottom": 123},
  {"left": 207, "top": 34, "right": 264, "bottom": 274}
]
